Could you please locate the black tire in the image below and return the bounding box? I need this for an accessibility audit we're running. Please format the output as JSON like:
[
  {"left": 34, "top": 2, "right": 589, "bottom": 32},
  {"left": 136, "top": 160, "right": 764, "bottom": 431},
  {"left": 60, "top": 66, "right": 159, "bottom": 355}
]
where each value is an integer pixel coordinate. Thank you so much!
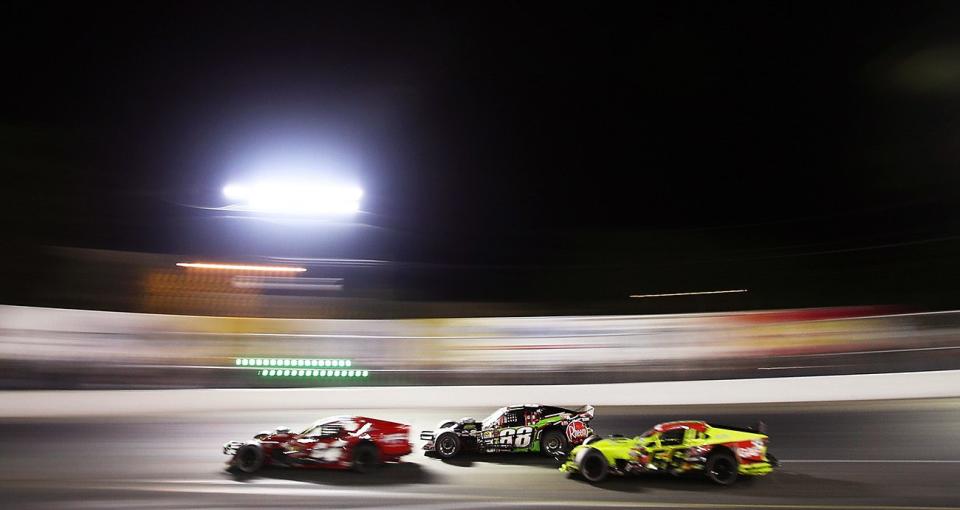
[
  {"left": 541, "top": 429, "right": 569, "bottom": 456},
  {"left": 705, "top": 450, "right": 739, "bottom": 485},
  {"left": 578, "top": 448, "right": 609, "bottom": 483},
  {"left": 234, "top": 444, "right": 265, "bottom": 473},
  {"left": 352, "top": 443, "right": 381, "bottom": 473},
  {"left": 434, "top": 432, "right": 461, "bottom": 459}
]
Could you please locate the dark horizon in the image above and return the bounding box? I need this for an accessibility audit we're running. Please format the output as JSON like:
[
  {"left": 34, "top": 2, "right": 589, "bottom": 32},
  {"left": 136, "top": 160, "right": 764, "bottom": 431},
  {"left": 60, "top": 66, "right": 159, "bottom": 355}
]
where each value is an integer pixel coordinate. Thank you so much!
[{"left": 5, "top": 2, "right": 960, "bottom": 307}]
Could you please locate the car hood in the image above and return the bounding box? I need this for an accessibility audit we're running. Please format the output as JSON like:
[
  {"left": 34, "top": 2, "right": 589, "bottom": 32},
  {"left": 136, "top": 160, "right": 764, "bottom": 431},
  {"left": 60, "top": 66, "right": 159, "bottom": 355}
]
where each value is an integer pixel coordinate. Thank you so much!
[
  {"left": 570, "top": 436, "right": 640, "bottom": 460},
  {"left": 589, "top": 436, "right": 639, "bottom": 448},
  {"left": 435, "top": 417, "right": 476, "bottom": 430}
]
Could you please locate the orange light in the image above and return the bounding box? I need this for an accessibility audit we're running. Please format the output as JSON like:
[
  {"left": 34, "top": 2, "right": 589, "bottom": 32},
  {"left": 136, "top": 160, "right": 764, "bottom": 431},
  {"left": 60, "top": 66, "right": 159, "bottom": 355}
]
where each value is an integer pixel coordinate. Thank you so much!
[{"left": 175, "top": 262, "right": 306, "bottom": 273}]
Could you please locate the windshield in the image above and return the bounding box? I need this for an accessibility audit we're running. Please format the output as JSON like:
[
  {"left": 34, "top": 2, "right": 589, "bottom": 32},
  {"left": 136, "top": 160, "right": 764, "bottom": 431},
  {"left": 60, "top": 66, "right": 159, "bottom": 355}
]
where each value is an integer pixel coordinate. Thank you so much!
[
  {"left": 482, "top": 407, "right": 506, "bottom": 429},
  {"left": 300, "top": 416, "right": 344, "bottom": 436}
]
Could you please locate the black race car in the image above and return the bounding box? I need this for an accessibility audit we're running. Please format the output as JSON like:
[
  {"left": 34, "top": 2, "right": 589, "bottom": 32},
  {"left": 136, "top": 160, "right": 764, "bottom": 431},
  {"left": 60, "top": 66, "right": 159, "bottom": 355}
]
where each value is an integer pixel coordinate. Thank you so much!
[{"left": 421, "top": 404, "right": 595, "bottom": 458}]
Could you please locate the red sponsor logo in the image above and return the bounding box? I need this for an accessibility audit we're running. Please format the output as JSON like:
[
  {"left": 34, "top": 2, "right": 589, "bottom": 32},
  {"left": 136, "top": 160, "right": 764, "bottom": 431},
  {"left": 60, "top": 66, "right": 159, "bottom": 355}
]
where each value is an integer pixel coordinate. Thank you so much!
[
  {"left": 566, "top": 421, "right": 590, "bottom": 441},
  {"left": 733, "top": 440, "right": 764, "bottom": 461}
]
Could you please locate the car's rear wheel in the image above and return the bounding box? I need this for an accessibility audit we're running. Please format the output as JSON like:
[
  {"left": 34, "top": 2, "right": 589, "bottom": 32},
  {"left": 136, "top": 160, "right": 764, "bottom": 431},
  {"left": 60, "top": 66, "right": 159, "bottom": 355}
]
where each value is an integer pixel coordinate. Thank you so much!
[
  {"left": 352, "top": 443, "right": 380, "bottom": 473},
  {"left": 435, "top": 432, "right": 461, "bottom": 459},
  {"left": 235, "top": 444, "right": 264, "bottom": 473},
  {"left": 705, "top": 450, "right": 739, "bottom": 485},
  {"left": 578, "top": 448, "right": 609, "bottom": 483},
  {"left": 541, "top": 429, "right": 568, "bottom": 456}
]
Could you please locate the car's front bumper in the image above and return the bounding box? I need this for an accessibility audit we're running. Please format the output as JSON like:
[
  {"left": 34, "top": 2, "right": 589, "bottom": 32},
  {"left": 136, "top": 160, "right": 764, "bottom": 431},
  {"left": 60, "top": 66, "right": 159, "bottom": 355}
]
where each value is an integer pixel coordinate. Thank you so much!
[
  {"left": 223, "top": 441, "right": 244, "bottom": 456},
  {"left": 420, "top": 430, "right": 436, "bottom": 451},
  {"left": 739, "top": 461, "right": 774, "bottom": 476}
]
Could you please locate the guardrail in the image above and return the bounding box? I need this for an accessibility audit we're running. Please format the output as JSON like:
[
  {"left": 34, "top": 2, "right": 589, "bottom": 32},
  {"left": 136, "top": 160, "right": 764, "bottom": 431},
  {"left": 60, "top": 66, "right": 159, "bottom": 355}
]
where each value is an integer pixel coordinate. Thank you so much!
[{"left": 1, "top": 305, "right": 958, "bottom": 389}]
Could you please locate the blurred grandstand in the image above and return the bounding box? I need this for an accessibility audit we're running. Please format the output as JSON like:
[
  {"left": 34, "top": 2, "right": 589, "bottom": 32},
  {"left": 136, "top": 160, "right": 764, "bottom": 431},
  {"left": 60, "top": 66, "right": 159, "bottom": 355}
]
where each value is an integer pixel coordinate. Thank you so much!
[{"left": 0, "top": 246, "right": 956, "bottom": 390}]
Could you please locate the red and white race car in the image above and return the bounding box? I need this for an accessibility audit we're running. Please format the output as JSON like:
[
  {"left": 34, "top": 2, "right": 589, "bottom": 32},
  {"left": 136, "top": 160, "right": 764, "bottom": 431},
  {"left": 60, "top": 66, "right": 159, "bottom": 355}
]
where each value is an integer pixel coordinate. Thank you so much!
[{"left": 223, "top": 415, "right": 413, "bottom": 473}]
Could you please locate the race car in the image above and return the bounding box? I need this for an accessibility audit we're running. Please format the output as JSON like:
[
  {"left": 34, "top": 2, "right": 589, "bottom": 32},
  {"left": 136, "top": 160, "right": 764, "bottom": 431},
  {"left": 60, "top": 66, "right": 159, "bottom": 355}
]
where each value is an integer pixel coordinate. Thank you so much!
[
  {"left": 421, "top": 404, "right": 595, "bottom": 458},
  {"left": 223, "top": 415, "right": 413, "bottom": 473},
  {"left": 560, "top": 420, "right": 777, "bottom": 485}
]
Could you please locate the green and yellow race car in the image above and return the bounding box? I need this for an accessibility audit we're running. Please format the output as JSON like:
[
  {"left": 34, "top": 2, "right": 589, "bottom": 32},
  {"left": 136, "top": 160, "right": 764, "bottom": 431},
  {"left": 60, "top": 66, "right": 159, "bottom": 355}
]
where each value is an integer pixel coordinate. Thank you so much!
[{"left": 560, "top": 420, "right": 778, "bottom": 485}]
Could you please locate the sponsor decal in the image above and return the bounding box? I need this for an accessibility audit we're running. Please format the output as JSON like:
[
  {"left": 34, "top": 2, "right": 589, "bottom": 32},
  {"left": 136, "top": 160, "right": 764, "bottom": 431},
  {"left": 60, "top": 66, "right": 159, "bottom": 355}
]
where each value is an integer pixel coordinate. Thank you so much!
[
  {"left": 736, "top": 440, "right": 764, "bottom": 460},
  {"left": 309, "top": 443, "right": 344, "bottom": 462},
  {"left": 566, "top": 421, "right": 590, "bottom": 441}
]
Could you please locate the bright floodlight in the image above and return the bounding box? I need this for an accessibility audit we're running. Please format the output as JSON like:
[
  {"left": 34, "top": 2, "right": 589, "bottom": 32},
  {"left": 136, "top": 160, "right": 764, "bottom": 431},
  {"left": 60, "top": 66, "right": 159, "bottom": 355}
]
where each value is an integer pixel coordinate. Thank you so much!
[
  {"left": 222, "top": 181, "right": 362, "bottom": 216},
  {"left": 222, "top": 184, "right": 247, "bottom": 200}
]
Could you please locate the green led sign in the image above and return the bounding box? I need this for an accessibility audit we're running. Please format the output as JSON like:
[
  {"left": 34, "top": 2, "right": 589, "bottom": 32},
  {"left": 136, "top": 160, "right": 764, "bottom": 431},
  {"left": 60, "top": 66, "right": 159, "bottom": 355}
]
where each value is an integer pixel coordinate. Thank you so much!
[
  {"left": 257, "top": 368, "right": 369, "bottom": 377},
  {"left": 235, "top": 358, "right": 352, "bottom": 367},
  {"left": 233, "top": 358, "right": 370, "bottom": 378}
]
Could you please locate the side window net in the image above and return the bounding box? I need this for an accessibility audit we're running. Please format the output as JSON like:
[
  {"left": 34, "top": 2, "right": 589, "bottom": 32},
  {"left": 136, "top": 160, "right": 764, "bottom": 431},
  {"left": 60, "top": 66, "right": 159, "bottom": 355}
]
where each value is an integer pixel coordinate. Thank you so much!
[
  {"left": 660, "top": 428, "right": 685, "bottom": 446},
  {"left": 502, "top": 411, "right": 522, "bottom": 426}
]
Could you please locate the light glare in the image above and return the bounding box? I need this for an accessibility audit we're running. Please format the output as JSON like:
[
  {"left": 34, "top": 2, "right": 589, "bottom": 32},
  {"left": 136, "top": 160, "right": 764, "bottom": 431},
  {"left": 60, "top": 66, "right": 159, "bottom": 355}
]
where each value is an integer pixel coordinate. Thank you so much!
[
  {"left": 177, "top": 262, "right": 306, "bottom": 273},
  {"left": 629, "top": 289, "right": 749, "bottom": 299},
  {"left": 222, "top": 180, "right": 362, "bottom": 216},
  {"left": 222, "top": 184, "right": 247, "bottom": 200}
]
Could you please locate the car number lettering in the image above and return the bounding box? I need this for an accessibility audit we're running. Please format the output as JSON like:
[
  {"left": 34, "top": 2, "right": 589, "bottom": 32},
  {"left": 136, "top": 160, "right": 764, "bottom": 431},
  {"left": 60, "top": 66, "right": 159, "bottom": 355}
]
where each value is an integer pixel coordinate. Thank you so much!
[{"left": 497, "top": 426, "right": 533, "bottom": 448}]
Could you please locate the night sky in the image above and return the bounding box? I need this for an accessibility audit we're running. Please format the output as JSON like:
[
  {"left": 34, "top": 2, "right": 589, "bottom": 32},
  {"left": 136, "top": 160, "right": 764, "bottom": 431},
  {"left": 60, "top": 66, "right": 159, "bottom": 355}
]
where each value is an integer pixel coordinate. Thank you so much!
[{"left": 5, "top": 2, "right": 960, "bottom": 305}]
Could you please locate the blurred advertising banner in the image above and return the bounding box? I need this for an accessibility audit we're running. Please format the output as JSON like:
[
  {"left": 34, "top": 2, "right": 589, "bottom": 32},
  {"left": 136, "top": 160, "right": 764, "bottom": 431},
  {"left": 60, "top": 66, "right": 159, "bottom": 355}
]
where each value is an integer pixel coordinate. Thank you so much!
[{"left": 0, "top": 305, "right": 956, "bottom": 389}]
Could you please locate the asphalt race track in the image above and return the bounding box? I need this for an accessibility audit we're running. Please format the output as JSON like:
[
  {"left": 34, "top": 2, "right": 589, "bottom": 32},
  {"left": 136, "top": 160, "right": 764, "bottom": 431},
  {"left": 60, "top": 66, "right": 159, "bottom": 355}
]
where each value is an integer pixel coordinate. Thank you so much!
[{"left": 1, "top": 398, "right": 959, "bottom": 509}]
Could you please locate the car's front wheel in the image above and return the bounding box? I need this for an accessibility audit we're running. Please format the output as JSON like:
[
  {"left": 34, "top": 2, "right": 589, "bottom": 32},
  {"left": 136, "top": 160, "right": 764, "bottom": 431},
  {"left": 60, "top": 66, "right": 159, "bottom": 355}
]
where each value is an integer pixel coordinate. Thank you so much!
[
  {"left": 234, "top": 444, "right": 265, "bottom": 473},
  {"left": 578, "top": 448, "right": 609, "bottom": 483},
  {"left": 435, "top": 432, "right": 461, "bottom": 459}
]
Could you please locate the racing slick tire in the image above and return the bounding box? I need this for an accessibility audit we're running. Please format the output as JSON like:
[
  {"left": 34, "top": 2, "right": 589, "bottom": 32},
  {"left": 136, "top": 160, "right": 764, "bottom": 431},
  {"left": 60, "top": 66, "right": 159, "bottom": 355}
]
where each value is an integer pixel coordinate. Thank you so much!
[
  {"left": 578, "top": 448, "right": 609, "bottom": 483},
  {"left": 434, "top": 432, "right": 462, "bottom": 459},
  {"left": 352, "top": 442, "right": 381, "bottom": 473},
  {"left": 541, "top": 429, "right": 568, "bottom": 456},
  {"left": 234, "top": 444, "right": 265, "bottom": 474},
  {"left": 705, "top": 450, "right": 739, "bottom": 485}
]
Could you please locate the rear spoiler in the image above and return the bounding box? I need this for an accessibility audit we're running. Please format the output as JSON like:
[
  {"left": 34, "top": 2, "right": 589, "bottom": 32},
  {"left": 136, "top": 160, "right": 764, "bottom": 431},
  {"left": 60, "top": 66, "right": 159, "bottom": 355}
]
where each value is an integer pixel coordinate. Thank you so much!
[{"left": 575, "top": 405, "right": 595, "bottom": 420}]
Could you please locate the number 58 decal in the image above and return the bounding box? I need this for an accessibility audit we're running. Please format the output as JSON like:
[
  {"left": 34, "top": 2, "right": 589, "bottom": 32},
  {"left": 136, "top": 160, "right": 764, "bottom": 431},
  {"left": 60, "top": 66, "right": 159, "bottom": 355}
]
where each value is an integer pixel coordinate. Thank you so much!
[{"left": 498, "top": 426, "right": 533, "bottom": 448}]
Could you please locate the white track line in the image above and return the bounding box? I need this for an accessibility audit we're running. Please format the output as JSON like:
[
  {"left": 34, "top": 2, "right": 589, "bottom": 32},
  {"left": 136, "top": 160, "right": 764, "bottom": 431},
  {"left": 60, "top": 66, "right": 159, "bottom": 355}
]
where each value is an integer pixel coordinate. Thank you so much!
[{"left": 793, "top": 345, "right": 960, "bottom": 357}]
